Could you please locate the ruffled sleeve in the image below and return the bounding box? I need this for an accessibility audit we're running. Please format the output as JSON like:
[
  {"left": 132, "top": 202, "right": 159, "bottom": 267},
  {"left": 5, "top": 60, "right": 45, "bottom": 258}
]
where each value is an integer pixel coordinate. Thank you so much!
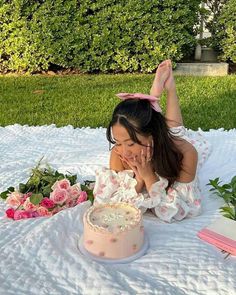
[
  {"left": 93, "top": 167, "right": 146, "bottom": 208},
  {"left": 141, "top": 176, "right": 202, "bottom": 222},
  {"left": 93, "top": 167, "right": 202, "bottom": 222}
]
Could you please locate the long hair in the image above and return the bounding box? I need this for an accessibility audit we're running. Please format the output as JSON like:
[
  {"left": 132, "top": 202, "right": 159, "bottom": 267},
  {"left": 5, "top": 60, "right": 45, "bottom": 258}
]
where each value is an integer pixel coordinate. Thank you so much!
[{"left": 106, "top": 99, "right": 183, "bottom": 187}]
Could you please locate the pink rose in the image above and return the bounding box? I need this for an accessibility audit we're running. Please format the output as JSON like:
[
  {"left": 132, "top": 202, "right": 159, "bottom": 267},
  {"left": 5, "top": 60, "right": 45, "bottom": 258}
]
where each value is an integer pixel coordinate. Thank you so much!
[
  {"left": 51, "top": 179, "right": 71, "bottom": 191},
  {"left": 20, "top": 192, "right": 33, "bottom": 204},
  {"left": 6, "top": 208, "right": 15, "bottom": 219},
  {"left": 36, "top": 206, "right": 52, "bottom": 217},
  {"left": 22, "top": 198, "right": 37, "bottom": 211},
  {"left": 6, "top": 191, "right": 23, "bottom": 207},
  {"left": 50, "top": 188, "right": 69, "bottom": 205},
  {"left": 65, "top": 197, "right": 77, "bottom": 208},
  {"left": 20, "top": 195, "right": 29, "bottom": 204},
  {"left": 69, "top": 183, "right": 82, "bottom": 198},
  {"left": 23, "top": 192, "right": 33, "bottom": 198},
  {"left": 77, "top": 191, "right": 88, "bottom": 204},
  {"left": 40, "top": 197, "right": 55, "bottom": 209},
  {"left": 14, "top": 210, "right": 31, "bottom": 220},
  {"left": 31, "top": 211, "right": 40, "bottom": 218}
]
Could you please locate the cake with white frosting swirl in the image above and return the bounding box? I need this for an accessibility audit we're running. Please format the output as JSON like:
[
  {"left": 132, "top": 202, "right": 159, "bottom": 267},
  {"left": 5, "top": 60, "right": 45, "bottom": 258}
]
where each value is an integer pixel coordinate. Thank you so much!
[{"left": 83, "top": 202, "right": 144, "bottom": 259}]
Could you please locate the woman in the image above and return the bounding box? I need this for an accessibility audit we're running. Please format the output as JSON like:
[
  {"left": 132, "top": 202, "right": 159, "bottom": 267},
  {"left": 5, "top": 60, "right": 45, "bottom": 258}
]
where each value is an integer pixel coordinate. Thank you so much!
[{"left": 93, "top": 60, "right": 211, "bottom": 222}]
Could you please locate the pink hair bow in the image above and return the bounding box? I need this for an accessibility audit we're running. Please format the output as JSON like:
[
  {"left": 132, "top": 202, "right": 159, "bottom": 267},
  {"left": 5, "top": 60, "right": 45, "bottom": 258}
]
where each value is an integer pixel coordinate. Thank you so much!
[{"left": 116, "top": 93, "right": 162, "bottom": 113}]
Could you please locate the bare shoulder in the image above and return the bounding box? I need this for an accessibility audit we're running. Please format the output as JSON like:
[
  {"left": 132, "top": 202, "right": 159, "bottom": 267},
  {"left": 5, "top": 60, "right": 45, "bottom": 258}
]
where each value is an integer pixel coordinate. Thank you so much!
[
  {"left": 175, "top": 138, "right": 198, "bottom": 182},
  {"left": 110, "top": 149, "right": 128, "bottom": 172}
]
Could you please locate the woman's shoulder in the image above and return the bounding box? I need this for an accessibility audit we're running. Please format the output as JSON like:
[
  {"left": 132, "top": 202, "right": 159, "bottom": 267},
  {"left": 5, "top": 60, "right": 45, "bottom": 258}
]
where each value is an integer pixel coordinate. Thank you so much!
[
  {"left": 110, "top": 149, "right": 129, "bottom": 171},
  {"left": 175, "top": 137, "right": 198, "bottom": 155}
]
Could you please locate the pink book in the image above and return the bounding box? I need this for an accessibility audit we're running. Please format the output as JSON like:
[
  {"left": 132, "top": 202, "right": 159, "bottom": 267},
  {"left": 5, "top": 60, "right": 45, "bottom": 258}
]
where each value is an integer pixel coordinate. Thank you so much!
[{"left": 197, "top": 216, "right": 236, "bottom": 256}]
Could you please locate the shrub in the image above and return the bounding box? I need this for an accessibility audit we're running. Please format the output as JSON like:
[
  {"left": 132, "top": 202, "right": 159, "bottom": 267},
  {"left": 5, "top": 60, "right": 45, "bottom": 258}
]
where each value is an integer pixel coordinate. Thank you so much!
[
  {"left": 0, "top": 0, "right": 78, "bottom": 72},
  {"left": 217, "top": 0, "right": 236, "bottom": 62},
  {"left": 202, "top": 0, "right": 236, "bottom": 62},
  {"left": 198, "top": 1, "right": 227, "bottom": 50},
  {"left": 208, "top": 176, "right": 236, "bottom": 221},
  {"left": 74, "top": 0, "right": 201, "bottom": 73},
  {"left": 0, "top": 0, "right": 201, "bottom": 73}
]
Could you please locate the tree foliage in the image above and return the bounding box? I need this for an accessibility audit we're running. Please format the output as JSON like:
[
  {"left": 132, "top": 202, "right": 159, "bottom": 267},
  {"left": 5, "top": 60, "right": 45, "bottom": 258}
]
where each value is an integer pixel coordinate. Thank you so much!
[{"left": 0, "top": 0, "right": 201, "bottom": 73}]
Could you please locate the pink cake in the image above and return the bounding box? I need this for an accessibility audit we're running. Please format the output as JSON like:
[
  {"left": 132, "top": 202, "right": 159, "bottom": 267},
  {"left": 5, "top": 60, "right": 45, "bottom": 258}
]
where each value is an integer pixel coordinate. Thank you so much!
[{"left": 83, "top": 202, "right": 144, "bottom": 259}]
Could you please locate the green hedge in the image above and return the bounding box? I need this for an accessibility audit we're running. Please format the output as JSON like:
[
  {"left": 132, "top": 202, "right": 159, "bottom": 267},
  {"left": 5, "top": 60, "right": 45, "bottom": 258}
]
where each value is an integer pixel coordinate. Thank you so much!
[
  {"left": 0, "top": 0, "right": 201, "bottom": 73},
  {"left": 218, "top": 0, "right": 236, "bottom": 63},
  {"left": 0, "top": 0, "right": 78, "bottom": 72}
]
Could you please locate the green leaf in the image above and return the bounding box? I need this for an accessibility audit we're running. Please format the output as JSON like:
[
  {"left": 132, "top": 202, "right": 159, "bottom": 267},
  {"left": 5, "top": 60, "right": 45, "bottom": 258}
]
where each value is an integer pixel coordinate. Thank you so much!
[
  {"left": 209, "top": 188, "right": 216, "bottom": 192},
  {"left": 231, "top": 181, "right": 236, "bottom": 192},
  {"left": 222, "top": 192, "right": 233, "bottom": 203},
  {"left": 87, "top": 191, "right": 94, "bottom": 204},
  {"left": 208, "top": 177, "right": 220, "bottom": 186},
  {"left": 54, "top": 171, "right": 61, "bottom": 177},
  {"left": 80, "top": 184, "right": 86, "bottom": 191},
  {"left": 220, "top": 206, "right": 234, "bottom": 214},
  {"left": 19, "top": 183, "right": 28, "bottom": 193},
  {"left": 231, "top": 176, "right": 236, "bottom": 186},
  {"left": 28, "top": 175, "right": 41, "bottom": 186},
  {"left": 220, "top": 206, "right": 235, "bottom": 219},
  {"left": 218, "top": 187, "right": 227, "bottom": 194},
  {"left": 0, "top": 186, "right": 16, "bottom": 199},
  {"left": 57, "top": 175, "right": 65, "bottom": 181},
  {"left": 222, "top": 213, "right": 236, "bottom": 220},
  {"left": 8, "top": 187, "right": 15, "bottom": 192},
  {"left": 42, "top": 185, "right": 52, "bottom": 197},
  {"left": 30, "top": 193, "right": 43, "bottom": 205},
  {"left": 0, "top": 190, "right": 9, "bottom": 200},
  {"left": 66, "top": 174, "right": 77, "bottom": 185},
  {"left": 222, "top": 184, "right": 231, "bottom": 190},
  {"left": 41, "top": 175, "right": 55, "bottom": 184}
]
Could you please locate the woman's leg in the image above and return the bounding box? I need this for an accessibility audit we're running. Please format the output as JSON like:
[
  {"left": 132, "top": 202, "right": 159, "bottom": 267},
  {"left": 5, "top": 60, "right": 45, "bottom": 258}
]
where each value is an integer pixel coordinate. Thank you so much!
[
  {"left": 150, "top": 60, "right": 183, "bottom": 127},
  {"left": 165, "top": 61, "right": 183, "bottom": 127}
]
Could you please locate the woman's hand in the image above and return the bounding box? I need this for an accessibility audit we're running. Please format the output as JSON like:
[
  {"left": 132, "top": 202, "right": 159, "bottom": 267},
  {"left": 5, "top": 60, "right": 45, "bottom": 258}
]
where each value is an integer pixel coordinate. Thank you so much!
[
  {"left": 117, "top": 153, "right": 145, "bottom": 193},
  {"left": 123, "top": 145, "right": 159, "bottom": 191},
  {"left": 129, "top": 150, "right": 153, "bottom": 181}
]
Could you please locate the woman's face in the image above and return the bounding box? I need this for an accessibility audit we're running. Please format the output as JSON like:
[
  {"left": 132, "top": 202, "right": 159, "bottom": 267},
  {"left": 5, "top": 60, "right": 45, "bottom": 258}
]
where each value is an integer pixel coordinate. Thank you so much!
[{"left": 111, "top": 123, "right": 152, "bottom": 160}]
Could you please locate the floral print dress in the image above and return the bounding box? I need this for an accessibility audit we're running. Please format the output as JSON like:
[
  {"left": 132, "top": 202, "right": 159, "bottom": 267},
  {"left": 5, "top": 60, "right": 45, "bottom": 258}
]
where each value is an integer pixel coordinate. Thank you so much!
[{"left": 93, "top": 126, "right": 211, "bottom": 222}]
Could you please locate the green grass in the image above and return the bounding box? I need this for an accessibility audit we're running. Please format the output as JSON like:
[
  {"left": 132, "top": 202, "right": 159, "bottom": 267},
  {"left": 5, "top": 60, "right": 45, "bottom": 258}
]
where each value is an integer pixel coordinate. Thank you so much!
[{"left": 0, "top": 74, "right": 235, "bottom": 130}]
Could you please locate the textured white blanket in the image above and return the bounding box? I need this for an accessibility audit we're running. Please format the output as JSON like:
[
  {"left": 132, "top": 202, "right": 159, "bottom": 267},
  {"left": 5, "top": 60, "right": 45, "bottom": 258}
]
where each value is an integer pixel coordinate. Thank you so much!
[{"left": 0, "top": 125, "right": 236, "bottom": 295}]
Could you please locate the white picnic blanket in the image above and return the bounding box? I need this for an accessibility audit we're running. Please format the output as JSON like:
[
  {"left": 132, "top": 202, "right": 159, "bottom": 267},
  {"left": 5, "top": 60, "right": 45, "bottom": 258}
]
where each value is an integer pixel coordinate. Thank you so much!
[{"left": 0, "top": 125, "right": 236, "bottom": 295}]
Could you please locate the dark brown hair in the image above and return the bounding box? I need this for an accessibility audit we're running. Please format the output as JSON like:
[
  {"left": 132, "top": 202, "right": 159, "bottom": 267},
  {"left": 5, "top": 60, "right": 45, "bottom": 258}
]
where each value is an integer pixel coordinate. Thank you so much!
[{"left": 106, "top": 99, "right": 183, "bottom": 187}]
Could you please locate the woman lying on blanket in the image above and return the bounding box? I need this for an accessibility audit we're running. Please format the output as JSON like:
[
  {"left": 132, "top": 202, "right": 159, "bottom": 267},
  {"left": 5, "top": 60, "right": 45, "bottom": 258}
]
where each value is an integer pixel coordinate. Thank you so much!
[{"left": 93, "top": 60, "right": 211, "bottom": 222}]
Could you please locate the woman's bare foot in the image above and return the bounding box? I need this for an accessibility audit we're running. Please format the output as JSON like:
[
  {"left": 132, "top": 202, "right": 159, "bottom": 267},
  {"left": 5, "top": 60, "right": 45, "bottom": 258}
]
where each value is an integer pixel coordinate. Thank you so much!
[
  {"left": 163, "top": 60, "right": 176, "bottom": 92},
  {"left": 150, "top": 60, "right": 170, "bottom": 97}
]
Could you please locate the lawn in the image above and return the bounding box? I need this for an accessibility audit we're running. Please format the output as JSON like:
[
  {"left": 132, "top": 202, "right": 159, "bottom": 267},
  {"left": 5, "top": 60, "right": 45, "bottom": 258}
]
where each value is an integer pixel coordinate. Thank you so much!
[{"left": 0, "top": 74, "right": 235, "bottom": 130}]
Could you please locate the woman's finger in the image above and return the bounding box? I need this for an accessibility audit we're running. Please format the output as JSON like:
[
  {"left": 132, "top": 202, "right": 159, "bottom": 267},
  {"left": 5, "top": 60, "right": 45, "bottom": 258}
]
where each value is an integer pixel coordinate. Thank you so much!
[
  {"left": 146, "top": 144, "right": 152, "bottom": 162},
  {"left": 124, "top": 158, "right": 139, "bottom": 175},
  {"left": 121, "top": 156, "right": 135, "bottom": 169},
  {"left": 140, "top": 149, "right": 146, "bottom": 166}
]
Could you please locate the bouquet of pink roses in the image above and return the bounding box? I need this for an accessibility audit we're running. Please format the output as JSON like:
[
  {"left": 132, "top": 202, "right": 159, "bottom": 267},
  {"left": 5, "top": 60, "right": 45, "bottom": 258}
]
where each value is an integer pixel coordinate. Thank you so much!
[{"left": 0, "top": 162, "right": 94, "bottom": 220}]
